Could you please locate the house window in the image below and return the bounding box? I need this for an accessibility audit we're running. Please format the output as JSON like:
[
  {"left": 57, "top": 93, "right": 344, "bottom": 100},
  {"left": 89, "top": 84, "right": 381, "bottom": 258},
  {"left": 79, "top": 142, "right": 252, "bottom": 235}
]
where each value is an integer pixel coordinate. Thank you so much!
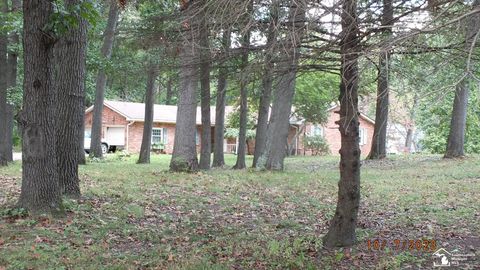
[
  {"left": 152, "top": 128, "right": 164, "bottom": 144},
  {"left": 359, "top": 127, "right": 367, "bottom": 145},
  {"left": 311, "top": 125, "right": 323, "bottom": 137}
]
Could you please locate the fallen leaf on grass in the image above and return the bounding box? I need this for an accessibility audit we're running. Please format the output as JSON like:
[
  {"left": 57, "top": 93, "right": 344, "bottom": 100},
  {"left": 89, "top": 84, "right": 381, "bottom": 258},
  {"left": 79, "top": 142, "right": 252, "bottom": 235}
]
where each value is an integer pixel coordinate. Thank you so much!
[
  {"left": 34, "top": 236, "right": 42, "bottom": 243},
  {"left": 84, "top": 238, "right": 93, "bottom": 245},
  {"left": 39, "top": 217, "right": 51, "bottom": 227},
  {"left": 34, "top": 235, "right": 50, "bottom": 243},
  {"left": 344, "top": 248, "right": 352, "bottom": 259}
]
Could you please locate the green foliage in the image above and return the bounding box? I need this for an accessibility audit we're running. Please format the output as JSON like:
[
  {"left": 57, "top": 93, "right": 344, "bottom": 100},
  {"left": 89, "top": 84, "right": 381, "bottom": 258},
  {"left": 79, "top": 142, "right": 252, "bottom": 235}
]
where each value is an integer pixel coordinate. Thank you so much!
[
  {"left": 303, "top": 135, "right": 330, "bottom": 156},
  {"left": 0, "top": 207, "right": 28, "bottom": 219},
  {"left": 152, "top": 142, "right": 165, "bottom": 150},
  {"left": 226, "top": 108, "right": 257, "bottom": 130},
  {"left": 47, "top": 0, "right": 100, "bottom": 35},
  {"left": 0, "top": 5, "right": 22, "bottom": 35},
  {"left": 224, "top": 128, "right": 256, "bottom": 139},
  {"left": 418, "top": 89, "right": 480, "bottom": 154},
  {"left": 294, "top": 71, "right": 338, "bottom": 124}
]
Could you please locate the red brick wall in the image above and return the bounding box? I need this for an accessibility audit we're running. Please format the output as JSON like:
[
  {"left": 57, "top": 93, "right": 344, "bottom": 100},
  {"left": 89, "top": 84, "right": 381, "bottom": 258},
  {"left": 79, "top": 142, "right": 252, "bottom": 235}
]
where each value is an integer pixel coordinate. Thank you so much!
[
  {"left": 85, "top": 105, "right": 375, "bottom": 156},
  {"left": 302, "top": 109, "right": 375, "bottom": 157},
  {"left": 125, "top": 122, "right": 200, "bottom": 154},
  {"left": 85, "top": 106, "right": 128, "bottom": 127},
  {"left": 84, "top": 106, "right": 179, "bottom": 153},
  {"left": 126, "top": 122, "right": 177, "bottom": 153},
  {"left": 84, "top": 106, "right": 128, "bottom": 140}
]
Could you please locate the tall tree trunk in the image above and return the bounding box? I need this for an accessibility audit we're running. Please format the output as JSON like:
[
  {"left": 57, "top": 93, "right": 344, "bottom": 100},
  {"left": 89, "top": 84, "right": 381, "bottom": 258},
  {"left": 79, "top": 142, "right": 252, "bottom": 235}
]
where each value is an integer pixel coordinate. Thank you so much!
[
  {"left": 138, "top": 64, "right": 159, "bottom": 164},
  {"left": 199, "top": 9, "right": 212, "bottom": 170},
  {"left": 212, "top": 30, "right": 231, "bottom": 168},
  {"left": 404, "top": 92, "right": 418, "bottom": 153},
  {"left": 4, "top": 104, "right": 13, "bottom": 158},
  {"left": 323, "top": 0, "right": 361, "bottom": 248},
  {"left": 404, "top": 128, "right": 413, "bottom": 152},
  {"left": 0, "top": 0, "right": 9, "bottom": 166},
  {"left": 1, "top": 0, "right": 20, "bottom": 165},
  {"left": 445, "top": 80, "right": 470, "bottom": 158},
  {"left": 233, "top": 0, "right": 253, "bottom": 170},
  {"left": 165, "top": 77, "right": 173, "bottom": 105},
  {"left": 18, "top": 0, "right": 61, "bottom": 214},
  {"left": 259, "top": 0, "right": 306, "bottom": 171},
  {"left": 170, "top": 1, "right": 199, "bottom": 172},
  {"left": 367, "top": 0, "right": 393, "bottom": 160},
  {"left": 445, "top": 0, "right": 480, "bottom": 158},
  {"left": 90, "top": 0, "right": 119, "bottom": 158},
  {"left": 55, "top": 0, "right": 88, "bottom": 197},
  {"left": 252, "top": 0, "right": 279, "bottom": 168},
  {"left": 6, "top": 0, "right": 20, "bottom": 90}
]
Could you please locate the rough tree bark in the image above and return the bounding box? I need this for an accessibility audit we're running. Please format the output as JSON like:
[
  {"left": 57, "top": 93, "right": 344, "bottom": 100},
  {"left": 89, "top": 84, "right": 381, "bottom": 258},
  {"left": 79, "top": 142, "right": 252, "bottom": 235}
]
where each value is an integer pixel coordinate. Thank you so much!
[
  {"left": 252, "top": 1, "right": 279, "bottom": 168},
  {"left": 2, "top": 105, "right": 13, "bottom": 159},
  {"left": 0, "top": 0, "right": 10, "bottom": 166},
  {"left": 199, "top": 8, "right": 212, "bottom": 170},
  {"left": 323, "top": 0, "right": 361, "bottom": 248},
  {"left": 170, "top": 1, "right": 200, "bottom": 172},
  {"left": 444, "top": 0, "right": 480, "bottom": 158},
  {"left": 90, "top": 0, "right": 119, "bottom": 158},
  {"left": 404, "top": 92, "right": 418, "bottom": 153},
  {"left": 367, "top": 0, "right": 393, "bottom": 160},
  {"left": 18, "top": 0, "right": 62, "bottom": 214},
  {"left": 55, "top": 0, "right": 88, "bottom": 197},
  {"left": 212, "top": 30, "right": 231, "bottom": 168},
  {"left": 259, "top": 0, "right": 306, "bottom": 171},
  {"left": 233, "top": 0, "right": 253, "bottom": 170},
  {"left": 138, "top": 64, "right": 159, "bottom": 164}
]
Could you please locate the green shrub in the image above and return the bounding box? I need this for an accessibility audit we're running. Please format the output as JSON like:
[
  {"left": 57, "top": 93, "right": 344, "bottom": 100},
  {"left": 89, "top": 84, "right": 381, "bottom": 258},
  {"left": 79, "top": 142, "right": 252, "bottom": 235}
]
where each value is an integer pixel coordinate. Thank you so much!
[{"left": 304, "top": 135, "right": 330, "bottom": 156}]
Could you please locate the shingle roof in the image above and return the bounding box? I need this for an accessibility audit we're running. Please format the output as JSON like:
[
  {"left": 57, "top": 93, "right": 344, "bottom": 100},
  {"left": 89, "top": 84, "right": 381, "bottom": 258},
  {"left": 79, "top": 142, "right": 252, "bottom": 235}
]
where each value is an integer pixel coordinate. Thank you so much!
[{"left": 85, "top": 100, "right": 235, "bottom": 125}]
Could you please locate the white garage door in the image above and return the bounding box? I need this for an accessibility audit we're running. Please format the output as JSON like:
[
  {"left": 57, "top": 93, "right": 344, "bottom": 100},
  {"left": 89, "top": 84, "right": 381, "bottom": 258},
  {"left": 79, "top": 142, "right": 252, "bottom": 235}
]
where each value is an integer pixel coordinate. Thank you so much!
[{"left": 106, "top": 127, "right": 125, "bottom": 146}]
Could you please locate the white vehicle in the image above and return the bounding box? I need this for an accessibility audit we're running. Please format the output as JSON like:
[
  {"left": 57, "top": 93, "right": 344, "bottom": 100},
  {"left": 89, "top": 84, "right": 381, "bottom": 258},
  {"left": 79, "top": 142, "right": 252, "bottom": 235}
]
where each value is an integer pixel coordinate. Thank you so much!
[{"left": 84, "top": 130, "right": 110, "bottom": 155}]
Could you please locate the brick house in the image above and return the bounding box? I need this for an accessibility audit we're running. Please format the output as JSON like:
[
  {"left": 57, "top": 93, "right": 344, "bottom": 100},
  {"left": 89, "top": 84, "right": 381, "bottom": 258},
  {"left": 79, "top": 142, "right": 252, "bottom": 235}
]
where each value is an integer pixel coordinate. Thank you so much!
[
  {"left": 84, "top": 101, "right": 375, "bottom": 156},
  {"left": 295, "top": 105, "right": 375, "bottom": 156}
]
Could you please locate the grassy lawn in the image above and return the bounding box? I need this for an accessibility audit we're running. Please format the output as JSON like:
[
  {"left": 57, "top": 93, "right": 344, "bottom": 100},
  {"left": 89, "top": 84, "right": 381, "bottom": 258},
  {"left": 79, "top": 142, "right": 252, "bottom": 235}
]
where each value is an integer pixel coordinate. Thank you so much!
[{"left": 0, "top": 154, "right": 479, "bottom": 269}]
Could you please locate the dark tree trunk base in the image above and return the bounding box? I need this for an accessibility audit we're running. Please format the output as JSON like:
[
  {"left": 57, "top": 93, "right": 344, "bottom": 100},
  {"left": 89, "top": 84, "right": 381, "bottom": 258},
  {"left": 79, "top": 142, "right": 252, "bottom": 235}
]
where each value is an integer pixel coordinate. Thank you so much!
[
  {"left": 443, "top": 153, "right": 466, "bottom": 159},
  {"left": 170, "top": 157, "right": 199, "bottom": 172},
  {"left": 366, "top": 152, "right": 387, "bottom": 160}
]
